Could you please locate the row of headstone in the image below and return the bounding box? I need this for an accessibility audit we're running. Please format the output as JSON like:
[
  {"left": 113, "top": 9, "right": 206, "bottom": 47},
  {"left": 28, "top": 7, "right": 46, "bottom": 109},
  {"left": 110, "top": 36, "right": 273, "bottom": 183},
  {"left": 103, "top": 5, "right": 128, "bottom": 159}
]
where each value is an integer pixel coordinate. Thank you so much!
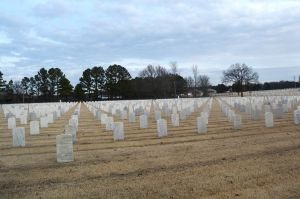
[
  {"left": 56, "top": 103, "right": 81, "bottom": 163},
  {"left": 218, "top": 98, "right": 242, "bottom": 130},
  {"left": 219, "top": 96, "right": 299, "bottom": 129},
  {"left": 10, "top": 102, "right": 78, "bottom": 148},
  {"left": 86, "top": 100, "right": 152, "bottom": 119},
  {"left": 85, "top": 103, "right": 125, "bottom": 141},
  {"left": 251, "top": 88, "right": 300, "bottom": 96},
  {"left": 3, "top": 102, "right": 75, "bottom": 126},
  {"left": 86, "top": 98, "right": 213, "bottom": 140},
  {"left": 85, "top": 99, "right": 220, "bottom": 140},
  {"left": 65, "top": 104, "right": 81, "bottom": 143}
]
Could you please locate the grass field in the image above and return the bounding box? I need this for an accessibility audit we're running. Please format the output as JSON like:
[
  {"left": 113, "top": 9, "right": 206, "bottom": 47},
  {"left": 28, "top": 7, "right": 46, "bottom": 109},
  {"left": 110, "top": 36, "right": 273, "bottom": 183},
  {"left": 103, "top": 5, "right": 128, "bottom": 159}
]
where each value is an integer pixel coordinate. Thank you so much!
[{"left": 1, "top": 98, "right": 300, "bottom": 199}]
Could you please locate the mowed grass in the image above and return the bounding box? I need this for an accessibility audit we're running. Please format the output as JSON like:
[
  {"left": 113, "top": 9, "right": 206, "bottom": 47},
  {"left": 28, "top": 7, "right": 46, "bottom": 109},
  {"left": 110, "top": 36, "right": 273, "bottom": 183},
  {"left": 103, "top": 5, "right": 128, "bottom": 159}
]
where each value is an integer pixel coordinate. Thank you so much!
[{"left": 0, "top": 99, "right": 300, "bottom": 199}]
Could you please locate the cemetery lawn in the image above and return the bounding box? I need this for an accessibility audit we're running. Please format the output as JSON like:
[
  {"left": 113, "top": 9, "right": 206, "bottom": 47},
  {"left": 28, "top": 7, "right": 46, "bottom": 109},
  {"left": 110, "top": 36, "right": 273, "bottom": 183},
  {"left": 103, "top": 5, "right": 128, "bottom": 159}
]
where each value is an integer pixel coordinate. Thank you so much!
[{"left": 1, "top": 100, "right": 300, "bottom": 199}]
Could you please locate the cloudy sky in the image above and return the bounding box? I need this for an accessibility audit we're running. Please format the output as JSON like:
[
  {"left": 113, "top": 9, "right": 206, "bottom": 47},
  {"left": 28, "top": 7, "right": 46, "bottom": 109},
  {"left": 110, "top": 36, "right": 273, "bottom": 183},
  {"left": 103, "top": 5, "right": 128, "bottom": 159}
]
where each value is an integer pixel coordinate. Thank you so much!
[{"left": 0, "top": 0, "right": 300, "bottom": 85}]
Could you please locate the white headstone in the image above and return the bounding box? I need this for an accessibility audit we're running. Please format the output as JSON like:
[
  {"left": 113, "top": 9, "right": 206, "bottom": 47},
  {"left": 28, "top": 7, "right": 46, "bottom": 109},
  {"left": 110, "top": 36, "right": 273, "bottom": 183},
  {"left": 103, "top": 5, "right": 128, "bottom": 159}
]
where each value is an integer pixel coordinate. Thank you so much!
[
  {"left": 101, "top": 114, "right": 107, "bottom": 125},
  {"left": 157, "top": 119, "right": 167, "bottom": 137},
  {"left": 251, "top": 109, "right": 260, "bottom": 121},
  {"left": 294, "top": 110, "right": 300, "bottom": 124},
  {"left": 139, "top": 114, "right": 148, "bottom": 128},
  {"left": 155, "top": 111, "right": 161, "bottom": 121},
  {"left": 12, "top": 127, "right": 25, "bottom": 147},
  {"left": 197, "top": 116, "right": 207, "bottom": 134},
  {"left": 233, "top": 114, "right": 242, "bottom": 130},
  {"left": 40, "top": 116, "right": 48, "bottom": 128},
  {"left": 121, "top": 110, "right": 128, "bottom": 120},
  {"left": 201, "top": 112, "right": 208, "bottom": 124},
  {"left": 53, "top": 111, "right": 58, "bottom": 120},
  {"left": 113, "top": 122, "right": 124, "bottom": 141},
  {"left": 57, "top": 110, "right": 61, "bottom": 118},
  {"left": 128, "top": 112, "right": 136, "bottom": 123},
  {"left": 29, "top": 112, "right": 37, "bottom": 121},
  {"left": 56, "top": 134, "right": 74, "bottom": 163},
  {"left": 96, "top": 110, "right": 101, "bottom": 120},
  {"left": 65, "top": 125, "right": 77, "bottom": 143},
  {"left": 6, "top": 112, "right": 14, "bottom": 119},
  {"left": 20, "top": 115, "right": 27, "bottom": 125},
  {"left": 47, "top": 113, "right": 54, "bottom": 123},
  {"left": 105, "top": 117, "right": 114, "bottom": 131},
  {"left": 69, "top": 118, "right": 78, "bottom": 130},
  {"left": 274, "top": 106, "right": 283, "bottom": 119},
  {"left": 179, "top": 111, "right": 186, "bottom": 120},
  {"left": 265, "top": 112, "right": 274, "bottom": 128},
  {"left": 264, "top": 105, "right": 271, "bottom": 112},
  {"left": 71, "top": 115, "right": 78, "bottom": 127},
  {"left": 30, "top": 121, "right": 40, "bottom": 135},
  {"left": 171, "top": 113, "right": 179, "bottom": 127},
  {"left": 8, "top": 117, "right": 16, "bottom": 129}
]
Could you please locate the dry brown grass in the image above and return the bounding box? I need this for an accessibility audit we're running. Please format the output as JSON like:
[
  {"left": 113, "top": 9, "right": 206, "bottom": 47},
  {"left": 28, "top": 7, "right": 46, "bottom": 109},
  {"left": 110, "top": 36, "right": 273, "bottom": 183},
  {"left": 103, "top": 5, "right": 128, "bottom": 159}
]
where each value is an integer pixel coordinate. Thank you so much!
[{"left": 0, "top": 99, "right": 300, "bottom": 199}]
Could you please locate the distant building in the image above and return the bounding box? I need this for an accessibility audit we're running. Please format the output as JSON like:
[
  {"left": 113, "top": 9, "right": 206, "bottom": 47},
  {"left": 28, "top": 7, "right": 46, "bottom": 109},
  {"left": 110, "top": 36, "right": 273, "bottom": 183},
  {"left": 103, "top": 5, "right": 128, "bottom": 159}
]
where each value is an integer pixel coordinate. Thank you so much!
[{"left": 208, "top": 89, "right": 217, "bottom": 96}]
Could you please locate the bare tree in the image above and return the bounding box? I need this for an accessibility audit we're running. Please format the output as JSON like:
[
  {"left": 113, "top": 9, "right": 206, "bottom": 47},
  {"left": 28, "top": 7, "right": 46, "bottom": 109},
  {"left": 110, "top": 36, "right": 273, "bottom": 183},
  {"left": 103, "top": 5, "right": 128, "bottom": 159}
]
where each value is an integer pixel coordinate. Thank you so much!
[
  {"left": 185, "top": 76, "right": 194, "bottom": 89},
  {"left": 13, "top": 81, "right": 24, "bottom": 95},
  {"left": 13, "top": 81, "right": 24, "bottom": 102},
  {"left": 155, "top": 65, "right": 168, "bottom": 77},
  {"left": 222, "top": 63, "right": 258, "bottom": 97},
  {"left": 192, "top": 65, "right": 198, "bottom": 97},
  {"left": 139, "top": 64, "right": 156, "bottom": 78},
  {"left": 170, "top": 61, "right": 178, "bottom": 97},
  {"left": 198, "top": 75, "right": 210, "bottom": 97}
]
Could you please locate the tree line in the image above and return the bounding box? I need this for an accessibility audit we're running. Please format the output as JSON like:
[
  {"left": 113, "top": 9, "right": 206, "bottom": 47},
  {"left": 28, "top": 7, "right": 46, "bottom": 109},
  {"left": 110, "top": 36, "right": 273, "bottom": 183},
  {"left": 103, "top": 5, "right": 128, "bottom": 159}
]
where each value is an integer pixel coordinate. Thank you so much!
[
  {"left": 0, "top": 63, "right": 212, "bottom": 103},
  {"left": 0, "top": 62, "right": 298, "bottom": 103}
]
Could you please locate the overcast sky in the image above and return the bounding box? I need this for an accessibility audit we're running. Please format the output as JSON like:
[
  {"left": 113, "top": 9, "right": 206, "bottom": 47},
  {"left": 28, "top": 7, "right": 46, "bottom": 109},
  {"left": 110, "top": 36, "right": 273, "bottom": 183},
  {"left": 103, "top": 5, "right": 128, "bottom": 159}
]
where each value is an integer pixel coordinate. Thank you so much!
[{"left": 0, "top": 0, "right": 300, "bottom": 85}]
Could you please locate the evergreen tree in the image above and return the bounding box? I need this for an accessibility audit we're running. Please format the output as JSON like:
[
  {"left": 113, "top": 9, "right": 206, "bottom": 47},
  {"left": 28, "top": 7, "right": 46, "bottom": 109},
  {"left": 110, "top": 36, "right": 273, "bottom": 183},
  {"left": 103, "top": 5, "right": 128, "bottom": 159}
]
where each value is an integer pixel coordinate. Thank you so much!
[
  {"left": 58, "top": 76, "right": 73, "bottom": 101},
  {"left": 105, "top": 64, "right": 131, "bottom": 98},
  {"left": 0, "top": 71, "right": 7, "bottom": 92}
]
